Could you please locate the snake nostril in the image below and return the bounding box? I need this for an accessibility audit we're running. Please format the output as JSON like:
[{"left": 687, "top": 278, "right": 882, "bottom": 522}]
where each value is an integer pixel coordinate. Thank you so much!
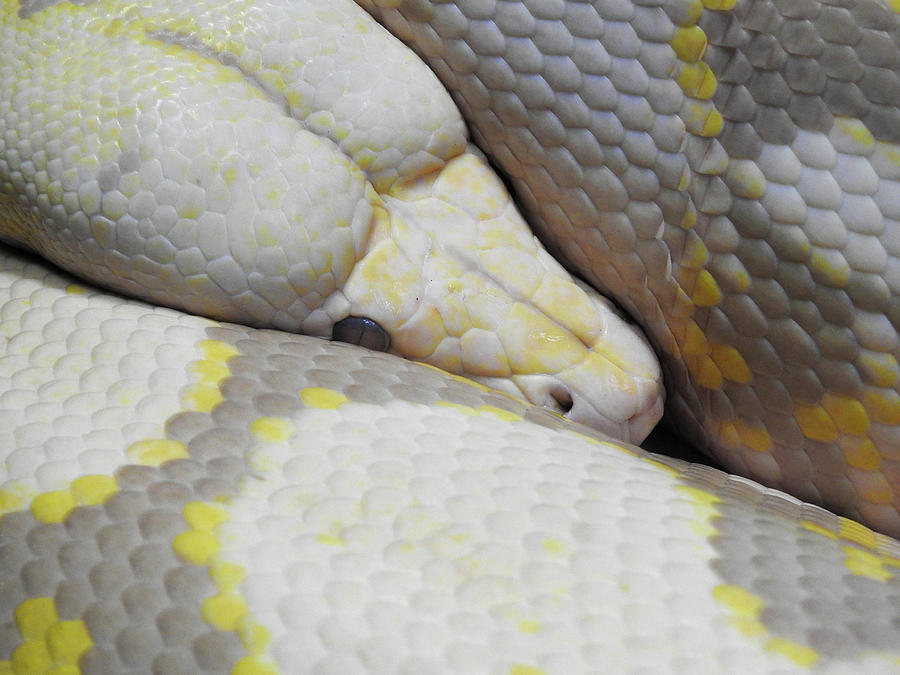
[
  {"left": 550, "top": 386, "right": 574, "bottom": 416},
  {"left": 331, "top": 316, "right": 391, "bottom": 352}
]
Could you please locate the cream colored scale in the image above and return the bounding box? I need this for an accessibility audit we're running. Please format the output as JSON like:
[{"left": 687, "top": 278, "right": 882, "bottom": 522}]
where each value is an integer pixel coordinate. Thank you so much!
[{"left": 1, "top": 0, "right": 900, "bottom": 672}]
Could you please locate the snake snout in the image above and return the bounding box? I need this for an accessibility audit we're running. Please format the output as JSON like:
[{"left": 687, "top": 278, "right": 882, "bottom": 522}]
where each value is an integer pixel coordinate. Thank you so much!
[
  {"left": 491, "top": 371, "right": 658, "bottom": 444},
  {"left": 496, "top": 345, "right": 664, "bottom": 444}
]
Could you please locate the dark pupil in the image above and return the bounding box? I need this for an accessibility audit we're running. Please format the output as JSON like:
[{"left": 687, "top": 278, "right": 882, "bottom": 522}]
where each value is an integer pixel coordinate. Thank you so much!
[{"left": 331, "top": 316, "right": 391, "bottom": 352}]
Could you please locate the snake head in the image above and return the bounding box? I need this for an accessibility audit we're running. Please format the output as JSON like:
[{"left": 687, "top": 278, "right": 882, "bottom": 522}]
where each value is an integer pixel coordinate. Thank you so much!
[
  {"left": 333, "top": 149, "right": 663, "bottom": 443},
  {"left": 0, "top": 0, "right": 661, "bottom": 444}
]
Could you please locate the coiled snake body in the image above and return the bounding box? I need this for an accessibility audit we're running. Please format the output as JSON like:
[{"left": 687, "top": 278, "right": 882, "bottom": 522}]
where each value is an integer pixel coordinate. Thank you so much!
[{"left": 1, "top": 0, "right": 900, "bottom": 672}]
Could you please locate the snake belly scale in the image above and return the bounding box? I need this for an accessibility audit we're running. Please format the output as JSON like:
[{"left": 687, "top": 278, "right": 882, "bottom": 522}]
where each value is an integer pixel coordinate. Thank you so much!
[{"left": 1, "top": 0, "right": 900, "bottom": 673}]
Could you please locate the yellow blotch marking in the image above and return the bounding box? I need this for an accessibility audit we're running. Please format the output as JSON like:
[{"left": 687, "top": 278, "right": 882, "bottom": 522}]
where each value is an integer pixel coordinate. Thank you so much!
[
  {"left": 793, "top": 404, "right": 837, "bottom": 442},
  {"left": 653, "top": 457, "right": 687, "bottom": 480},
  {"left": 671, "top": 25, "right": 707, "bottom": 62},
  {"left": 801, "top": 520, "right": 838, "bottom": 540},
  {"left": 529, "top": 273, "right": 607, "bottom": 345},
  {"left": 510, "top": 665, "right": 545, "bottom": 675},
  {"left": 724, "top": 419, "right": 772, "bottom": 452},
  {"left": 436, "top": 401, "right": 480, "bottom": 417},
  {"left": 542, "top": 538, "right": 567, "bottom": 555},
  {"left": 710, "top": 343, "right": 752, "bottom": 384},
  {"left": 858, "top": 351, "right": 899, "bottom": 387},
  {"left": 300, "top": 387, "right": 348, "bottom": 410},
  {"left": 258, "top": 70, "right": 286, "bottom": 97},
  {"left": 584, "top": 350, "right": 653, "bottom": 390},
  {"left": 211, "top": 561, "right": 246, "bottom": 591},
  {"left": 702, "top": 109, "right": 724, "bottom": 137},
  {"left": 203, "top": 592, "right": 249, "bottom": 631},
  {"left": 725, "top": 159, "right": 767, "bottom": 201},
  {"left": 766, "top": 639, "right": 819, "bottom": 668},
  {"left": 681, "top": 320, "right": 710, "bottom": 356},
  {"left": 70, "top": 475, "right": 117, "bottom": 506},
  {"left": 172, "top": 501, "right": 228, "bottom": 566},
  {"left": 478, "top": 405, "right": 523, "bottom": 422},
  {"left": 836, "top": 118, "right": 875, "bottom": 151},
  {"left": 352, "top": 233, "right": 420, "bottom": 316},
  {"left": 233, "top": 655, "right": 279, "bottom": 675},
  {"left": 810, "top": 251, "right": 850, "bottom": 287},
  {"left": 430, "top": 153, "right": 506, "bottom": 220},
  {"left": 729, "top": 265, "right": 752, "bottom": 292},
  {"left": 676, "top": 486, "right": 721, "bottom": 538},
  {"left": 184, "top": 501, "right": 228, "bottom": 530},
  {"left": 172, "top": 529, "right": 220, "bottom": 566},
  {"left": 811, "top": 514, "right": 900, "bottom": 581},
  {"left": 250, "top": 416, "right": 295, "bottom": 442},
  {"left": 171, "top": 498, "right": 277, "bottom": 671},
  {"left": 499, "top": 302, "right": 586, "bottom": 373},
  {"left": 838, "top": 517, "right": 879, "bottom": 550},
  {"left": 30, "top": 474, "right": 118, "bottom": 524},
  {"left": 518, "top": 620, "right": 540, "bottom": 634},
  {"left": 65, "top": 284, "right": 87, "bottom": 295},
  {"left": 16, "top": 598, "right": 57, "bottom": 641},
  {"left": 684, "top": 102, "right": 724, "bottom": 137},
  {"left": 127, "top": 438, "right": 189, "bottom": 466},
  {"left": 680, "top": 234, "right": 709, "bottom": 270},
  {"left": 1, "top": 597, "right": 93, "bottom": 673},
  {"left": 862, "top": 388, "right": 900, "bottom": 425},
  {"left": 691, "top": 355, "right": 724, "bottom": 389},
  {"left": 713, "top": 585, "right": 766, "bottom": 637},
  {"left": 691, "top": 270, "right": 722, "bottom": 306},
  {"left": 842, "top": 547, "right": 895, "bottom": 583},
  {"left": 30, "top": 491, "right": 75, "bottom": 524},
  {"left": 843, "top": 437, "right": 881, "bottom": 470},
  {"left": 183, "top": 340, "right": 239, "bottom": 413},
  {"left": 702, "top": 0, "right": 736, "bottom": 8},
  {"left": 677, "top": 61, "right": 717, "bottom": 99},
  {"left": 713, "top": 586, "right": 820, "bottom": 667},
  {"left": 316, "top": 533, "right": 345, "bottom": 546}
]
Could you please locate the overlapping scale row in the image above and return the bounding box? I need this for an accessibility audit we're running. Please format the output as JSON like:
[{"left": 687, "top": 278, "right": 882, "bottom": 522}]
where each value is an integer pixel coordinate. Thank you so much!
[
  {"left": 358, "top": 0, "right": 900, "bottom": 537},
  {"left": 0, "top": 0, "right": 466, "bottom": 334},
  {"left": 1, "top": 243, "right": 900, "bottom": 673}
]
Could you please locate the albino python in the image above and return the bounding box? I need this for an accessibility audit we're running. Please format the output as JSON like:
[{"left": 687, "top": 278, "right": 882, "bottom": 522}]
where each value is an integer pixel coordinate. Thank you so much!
[{"left": 1, "top": 0, "right": 900, "bottom": 672}]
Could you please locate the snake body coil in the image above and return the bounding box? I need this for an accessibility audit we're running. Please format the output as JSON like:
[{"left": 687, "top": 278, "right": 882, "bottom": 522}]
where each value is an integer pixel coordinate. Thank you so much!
[
  {"left": 1, "top": 0, "right": 900, "bottom": 673},
  {"left": 361, "top": 0, "right": 900, "bottom": 536}
]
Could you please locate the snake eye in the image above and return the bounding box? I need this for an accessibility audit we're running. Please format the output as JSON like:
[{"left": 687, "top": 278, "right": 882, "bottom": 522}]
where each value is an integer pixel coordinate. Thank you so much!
[{"left": 331, "top": 316, "right": 391, "bottom": 352}]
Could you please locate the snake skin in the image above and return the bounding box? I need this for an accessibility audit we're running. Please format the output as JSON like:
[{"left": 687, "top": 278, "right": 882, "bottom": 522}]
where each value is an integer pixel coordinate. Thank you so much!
[
  {"left": 0, "top": 0, "right": 668, "bottom": 443},
  {"left": 358, "top": 0, "right": 900, "bottom": 537},
  {"left": 1, "top": 0, "right": 900, "bottom": 672},
  {"left": 1, "top": 244, "right": 900, "bottom": 673}
]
